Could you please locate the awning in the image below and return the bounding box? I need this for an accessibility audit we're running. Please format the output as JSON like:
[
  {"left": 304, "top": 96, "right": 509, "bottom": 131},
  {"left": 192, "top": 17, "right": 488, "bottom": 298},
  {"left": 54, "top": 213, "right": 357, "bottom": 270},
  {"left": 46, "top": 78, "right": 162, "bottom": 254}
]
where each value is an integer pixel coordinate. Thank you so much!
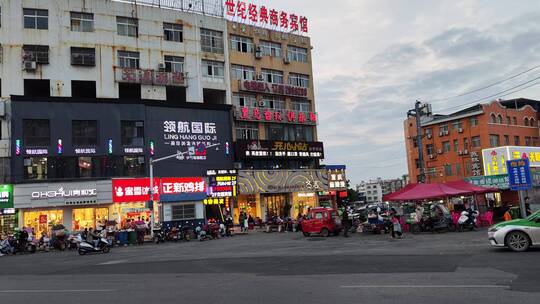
[{"left": 383, "top": 180, "right": 498, "bottom": 202}]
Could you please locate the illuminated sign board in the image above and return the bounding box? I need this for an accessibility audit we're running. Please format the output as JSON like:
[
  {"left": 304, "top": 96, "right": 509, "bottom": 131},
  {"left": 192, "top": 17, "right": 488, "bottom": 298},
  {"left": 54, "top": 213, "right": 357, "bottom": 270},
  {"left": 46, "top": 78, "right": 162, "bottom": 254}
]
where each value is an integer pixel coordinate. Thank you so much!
[
  {"left": 0, "top": 185, "right": 14, "bottom": 209},
  {"left": 206, "top": 169, "right": 237, "bottom": 198},
  {"left": 240, "top": 80, "right": 308, "bottom": 98},
  {"left": 74, "top": 148, "right": 96, "bottom": 154},
  {"left": 26, "top": 148, "right": 48, "bottom": 155},
  {"left": 482, "top": 146, "right": 540, "bottom": 176},
  {"left": 236, "top": 140, "right": 324, "bottom": 159},
  {"left": 31, "top": 187, "right": 97, "bottom": 200}
]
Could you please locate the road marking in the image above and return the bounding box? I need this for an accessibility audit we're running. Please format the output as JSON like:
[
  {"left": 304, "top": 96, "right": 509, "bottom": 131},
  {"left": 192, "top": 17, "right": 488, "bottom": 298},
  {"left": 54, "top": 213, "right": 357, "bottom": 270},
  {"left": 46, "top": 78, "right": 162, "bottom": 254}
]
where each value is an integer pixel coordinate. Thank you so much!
[
  {"left": 340, "top": 285, "right": 510, "bottom": 289},
  {"left": 98, "top": 259, "right": 129, "bottom": 265},
  {"left": 0, "top": 289, "right": 115, "bottom": 293}
]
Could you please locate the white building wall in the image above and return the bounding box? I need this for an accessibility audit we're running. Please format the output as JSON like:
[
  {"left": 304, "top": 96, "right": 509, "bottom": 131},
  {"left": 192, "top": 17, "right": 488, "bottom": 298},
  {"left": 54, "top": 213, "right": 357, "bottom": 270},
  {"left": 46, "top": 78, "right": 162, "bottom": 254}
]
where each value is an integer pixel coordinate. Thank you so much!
[{"left": 0, "top": 0, "right": 230, "bottom": 103}]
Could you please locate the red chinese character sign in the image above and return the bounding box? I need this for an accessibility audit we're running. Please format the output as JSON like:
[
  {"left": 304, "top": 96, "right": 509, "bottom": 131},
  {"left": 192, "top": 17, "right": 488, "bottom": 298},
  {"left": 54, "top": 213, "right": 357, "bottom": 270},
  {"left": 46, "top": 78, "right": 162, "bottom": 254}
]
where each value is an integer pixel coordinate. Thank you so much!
[
  {"left": 112, "top": 177, "right": 206, "bottom": 203},
  {"left": 224, "top": 0, "right": 309, "bottom": 34},
  {"left": 236, "top": 107, "right": 317, "bottom": 126}
]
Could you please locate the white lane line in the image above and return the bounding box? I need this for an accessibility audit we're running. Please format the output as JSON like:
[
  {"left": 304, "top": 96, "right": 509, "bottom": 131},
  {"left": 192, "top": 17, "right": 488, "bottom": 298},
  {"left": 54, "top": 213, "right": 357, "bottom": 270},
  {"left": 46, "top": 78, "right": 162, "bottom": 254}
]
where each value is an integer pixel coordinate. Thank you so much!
[
  {"left": 97, "top": 259, "right": 129, "bottom": 265},
  {"left": 340, "top": 285, "right": 510, "bottom": 289},
  {"left": 0, "top": 289, "right": 115, "bottom": 293}
]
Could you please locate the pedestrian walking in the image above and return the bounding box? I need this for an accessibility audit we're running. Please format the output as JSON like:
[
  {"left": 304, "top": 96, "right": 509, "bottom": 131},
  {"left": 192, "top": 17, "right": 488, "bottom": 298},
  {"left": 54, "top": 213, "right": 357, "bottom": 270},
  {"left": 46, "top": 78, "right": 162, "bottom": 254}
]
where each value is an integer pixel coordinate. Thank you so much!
[
  {"left": 342, "top": 208, "right": 350, "bottom": 237},
  {"left": 391, "top": 214, "right": 403, "bottom": 239}
]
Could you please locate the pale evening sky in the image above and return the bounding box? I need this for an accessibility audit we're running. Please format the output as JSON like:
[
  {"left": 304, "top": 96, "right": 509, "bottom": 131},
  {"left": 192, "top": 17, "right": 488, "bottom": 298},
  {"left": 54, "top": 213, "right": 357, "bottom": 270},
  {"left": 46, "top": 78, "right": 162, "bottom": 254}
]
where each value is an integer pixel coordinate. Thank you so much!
[{"left": 236, "top": 0, "right": 540, "bottom": 186}]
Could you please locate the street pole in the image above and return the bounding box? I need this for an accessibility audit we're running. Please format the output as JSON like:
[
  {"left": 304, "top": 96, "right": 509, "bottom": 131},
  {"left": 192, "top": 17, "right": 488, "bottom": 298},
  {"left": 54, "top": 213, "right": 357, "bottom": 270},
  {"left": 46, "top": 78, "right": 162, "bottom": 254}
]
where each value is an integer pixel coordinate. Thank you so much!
[
  {"left": 518, "top": 190, "right": 527, "bottom": 219},
  {"left": 408, "top": 101, "right": 428, "bottom": 183},
  {"left": 147, "top": 143, "right": 221, "bottom": 234}
]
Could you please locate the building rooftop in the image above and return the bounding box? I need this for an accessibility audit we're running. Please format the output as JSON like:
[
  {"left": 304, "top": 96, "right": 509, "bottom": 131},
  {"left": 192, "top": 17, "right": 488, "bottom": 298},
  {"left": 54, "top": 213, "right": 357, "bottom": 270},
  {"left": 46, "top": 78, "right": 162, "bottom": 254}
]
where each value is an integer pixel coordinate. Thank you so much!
[{"left": 112, "top": 0, "right": 223, "bottom": 17}]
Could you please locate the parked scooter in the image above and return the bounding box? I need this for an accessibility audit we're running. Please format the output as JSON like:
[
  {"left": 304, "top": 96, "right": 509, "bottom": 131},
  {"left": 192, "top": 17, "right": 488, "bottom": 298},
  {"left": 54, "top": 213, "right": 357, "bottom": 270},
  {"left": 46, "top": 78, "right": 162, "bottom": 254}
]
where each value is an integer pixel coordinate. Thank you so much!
[
  {"left": 153, "top": 224, "right": 166, "bottom": 244},
  {"left": 458, "top": 210, "right": 479, "bottom": 232},
  {"left": 0, "top": 237, "right": 14, "bottom": 255},
  {"left": 78, "top": 237, "right": 110, "bottom": 255}
]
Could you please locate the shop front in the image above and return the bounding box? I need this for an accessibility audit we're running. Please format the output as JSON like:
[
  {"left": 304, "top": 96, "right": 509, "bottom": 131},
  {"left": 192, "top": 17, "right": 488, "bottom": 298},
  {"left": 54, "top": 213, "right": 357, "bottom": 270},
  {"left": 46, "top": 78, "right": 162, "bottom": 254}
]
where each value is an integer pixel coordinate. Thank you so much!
[
  {"left": 237, "top": 169, "right": 329, "bottom": 222},
  {"left": 14, "top": 180, "right": 113, "bottom": 235},
  {"left": 0, "top": 184, "right": 16, "bottom": 236},
  {"left": 112, "top": 177, "right": 206, "bottom": 227},
  {"left": 205, "top": 169, "right": 237, "bottom": 221}
]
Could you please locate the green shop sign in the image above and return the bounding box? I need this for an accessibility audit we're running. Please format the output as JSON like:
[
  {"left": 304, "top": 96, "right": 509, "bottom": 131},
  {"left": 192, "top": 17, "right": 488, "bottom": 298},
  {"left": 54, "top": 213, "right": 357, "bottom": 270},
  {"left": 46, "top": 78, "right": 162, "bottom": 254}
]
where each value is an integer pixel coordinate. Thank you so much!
[
  {"left": 465, "top": 170, "right": 540, "bottom": 190},
  {"left": 0, "top": 184, "right": 14, "bottom": 209}
]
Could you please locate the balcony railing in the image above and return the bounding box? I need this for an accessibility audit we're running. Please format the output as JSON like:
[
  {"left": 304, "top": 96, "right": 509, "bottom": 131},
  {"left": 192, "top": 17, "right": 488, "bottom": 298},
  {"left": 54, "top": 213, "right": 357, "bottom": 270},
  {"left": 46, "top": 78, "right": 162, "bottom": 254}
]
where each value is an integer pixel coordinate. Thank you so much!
[
  {"left": 114, "top": 67, "right": 187, "bottom": 87},
  {"left": 112, "top": 0, "right": 223, "bottom": 17},
  {"left": 233, "top": 106, "right": 317, "bottom": 125}
]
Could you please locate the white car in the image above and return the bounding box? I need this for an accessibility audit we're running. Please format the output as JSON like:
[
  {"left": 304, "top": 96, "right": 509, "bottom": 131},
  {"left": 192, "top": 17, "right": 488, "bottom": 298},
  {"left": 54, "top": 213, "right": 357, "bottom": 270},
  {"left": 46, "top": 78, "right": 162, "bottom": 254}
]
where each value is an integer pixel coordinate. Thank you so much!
[{"left": 488, "top": 210, "right": 540, "bottom": 252}]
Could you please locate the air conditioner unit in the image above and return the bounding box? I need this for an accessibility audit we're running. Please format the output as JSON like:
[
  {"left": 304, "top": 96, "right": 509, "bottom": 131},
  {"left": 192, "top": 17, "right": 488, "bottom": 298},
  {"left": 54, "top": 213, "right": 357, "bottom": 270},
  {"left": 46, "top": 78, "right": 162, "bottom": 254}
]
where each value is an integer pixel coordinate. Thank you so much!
[
  {"left": 283, "top": 56, "right": 290, "bottom": 64},
  {"left": 429, "top": 154, "right": 434, "bottom": 159},
  {"left": 256, "top": 74, "right": 264, "bottom": 81},
  {"left": 427, "top": 134, "right": 432, "bottom": 139},
  {"left": 444, "top": 131, "right": 449, "bottom": 135},
  {"left": 23, "top": 60, "right": 37, "bottom": 71},
  {"left": 458, "top": 128, "right": 463, "bottom": 133},
  {"left": 463, "top": 149, "right": 469, "bottom": 154},
  {"left": 158, "top": 63, "right": 166, "bottom": 70},
  {"left": 439, "top": 131, "right": 443, "bottom": 137},
  {"left": 458, "top": 150, "right": 462, "bottom": 155},
  {"left": 437, "top": 149, "right": 443, "bottom": 154},
  {"left": 258, "top": 100, "right": 266, "bottom": 107},
  {"left": 255, "top": 46, "right": 262, "bottom": 59}
]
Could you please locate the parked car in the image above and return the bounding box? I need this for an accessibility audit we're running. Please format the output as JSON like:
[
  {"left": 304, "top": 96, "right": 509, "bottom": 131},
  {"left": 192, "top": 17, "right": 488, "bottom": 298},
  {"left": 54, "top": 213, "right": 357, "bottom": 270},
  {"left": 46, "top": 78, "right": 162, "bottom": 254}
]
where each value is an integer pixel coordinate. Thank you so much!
[
  {"left": 488, "top": 210, "right": 540, "bottom": 252},
  {"left": 301, "top": 208, "right": 342, "bottom": 237}
]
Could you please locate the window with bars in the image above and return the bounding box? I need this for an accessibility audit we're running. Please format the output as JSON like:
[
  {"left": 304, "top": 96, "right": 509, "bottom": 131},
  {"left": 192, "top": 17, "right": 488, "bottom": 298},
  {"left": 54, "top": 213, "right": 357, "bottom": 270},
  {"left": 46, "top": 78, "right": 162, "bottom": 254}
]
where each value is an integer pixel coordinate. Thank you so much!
[
  {"left": 22, "top": 45, "right": 49, "bottom": 63},
  {"left": 262, "top": 96, "right": 285, "bottom": 109},
  {"left": 259, "top": 41, "right": 282, "bottom": 57},
  {"left": 71, "top": 12, "right": 94, "bottom": 32},
  {"left": 261, "top": 69, "right": 283, "bottom": 84},
  {"left": 23, "top": 8, "right": 48, "bottom": 29},
  {"left": 171, "top": 204, "right": 196, "bottom": 220},
  {"left": 117, "top": 16, "right": 138, "bottom": 37},
  {"left": 236, "top": 122, "right": 259, "bottom": 140},
  {"left": 230, "top": 35, "right": 254, "bottom": 53},
  {"left": 164, "top": 55, "right": 184, "bottom": 72},
  {"left": 291, "top": 101, "right": 311, "bottom": 112},
  {"left": 202, "top": 60, "right": 224, "bottom": 79},
  {"left": 287, "top": 45, "right": 308, "bottom": 62},
  {"left": 231, "top": 64, "right": 255, "bottom": 80},
  {"left": 233, "top": 93, "right": 257, "bottom": 108},
  {"left": 288, "top": 73, "right": 309, "bottom": 88},
  {"left": 164, "top": 22, "right": 183, "bottom": 42},
  {"left": 118, "top": 51, "right": 139, "bottom": 68},
  {"left": 201, "top": 28, "right": 224, "bottom": 54},
  {"left": 71, "top": 47, "right": 95, "bottom": 66}
]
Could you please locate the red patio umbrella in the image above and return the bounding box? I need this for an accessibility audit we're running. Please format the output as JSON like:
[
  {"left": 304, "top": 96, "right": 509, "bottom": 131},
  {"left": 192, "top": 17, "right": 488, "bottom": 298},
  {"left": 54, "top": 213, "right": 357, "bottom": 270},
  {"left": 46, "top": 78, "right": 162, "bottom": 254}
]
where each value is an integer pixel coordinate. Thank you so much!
[{"left": 384, "top": 182, "right": 469, "bottom": 201}]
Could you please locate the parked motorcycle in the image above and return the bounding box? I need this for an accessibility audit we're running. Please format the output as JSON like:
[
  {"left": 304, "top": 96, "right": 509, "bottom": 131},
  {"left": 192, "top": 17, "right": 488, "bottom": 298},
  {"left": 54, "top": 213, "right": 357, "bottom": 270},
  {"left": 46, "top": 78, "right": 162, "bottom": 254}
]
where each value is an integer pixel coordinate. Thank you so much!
[
  {"left": 153, "top": 226, "right": 166, "bottom": 244},
  {"left": 78, "top": 237, "right": 110, "bottom": 255},
  {"left": 458, "top": 210, "right": 479, "bottom": 232}
]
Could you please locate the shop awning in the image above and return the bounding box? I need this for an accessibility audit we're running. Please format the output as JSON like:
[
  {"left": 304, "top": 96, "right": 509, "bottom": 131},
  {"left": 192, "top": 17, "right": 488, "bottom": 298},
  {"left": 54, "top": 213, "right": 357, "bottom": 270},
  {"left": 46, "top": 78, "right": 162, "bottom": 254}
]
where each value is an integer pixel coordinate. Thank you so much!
[
  {"left": 383, "top": 180, "right": 497, "bottom": 202},
  {"left": 444, "top": 180, "right": 498, "bottom": 194}
]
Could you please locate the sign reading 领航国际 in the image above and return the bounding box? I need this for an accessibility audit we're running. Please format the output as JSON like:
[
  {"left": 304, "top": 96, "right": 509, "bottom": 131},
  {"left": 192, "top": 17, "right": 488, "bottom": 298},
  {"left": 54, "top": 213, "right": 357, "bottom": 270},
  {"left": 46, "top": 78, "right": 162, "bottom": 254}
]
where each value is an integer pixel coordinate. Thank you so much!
[
  {"left": 482, "top": 146, "right": 540, "bottom": 176},
  {"left": 506, "top": 159, "right": 532, "bottom": 191},
  {"left": 225, "top": 0, "right": 309, "bottom": 34},
  {"left": 163, "top": 120, "right": 223, "bottom": 161},
  {"left": 0, "top": 184, "right": 14, "bottom": 209}
]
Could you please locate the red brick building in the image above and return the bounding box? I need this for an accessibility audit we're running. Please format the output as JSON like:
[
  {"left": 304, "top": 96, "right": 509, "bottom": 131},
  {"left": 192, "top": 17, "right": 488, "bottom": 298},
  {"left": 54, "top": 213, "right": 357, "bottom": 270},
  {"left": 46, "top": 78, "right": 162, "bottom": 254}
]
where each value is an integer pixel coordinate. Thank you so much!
[{"left": 405, "top": 98, "right": 540, "bottom": 184}]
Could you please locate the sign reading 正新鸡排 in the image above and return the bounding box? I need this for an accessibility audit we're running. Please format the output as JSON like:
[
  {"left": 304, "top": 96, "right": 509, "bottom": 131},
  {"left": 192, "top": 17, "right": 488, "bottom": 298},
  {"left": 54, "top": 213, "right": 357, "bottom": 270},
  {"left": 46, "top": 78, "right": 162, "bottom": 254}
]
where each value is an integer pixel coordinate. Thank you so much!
[{"left": 225, "top": 0, "right": 309, "bottom": 34}]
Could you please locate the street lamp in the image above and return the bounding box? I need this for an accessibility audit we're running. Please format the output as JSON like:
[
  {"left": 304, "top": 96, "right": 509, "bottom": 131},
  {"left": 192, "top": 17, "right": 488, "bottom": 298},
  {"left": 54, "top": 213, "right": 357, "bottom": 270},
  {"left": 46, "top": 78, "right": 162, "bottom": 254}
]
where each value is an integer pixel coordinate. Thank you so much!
[{"left": 147, "top": 143, "right": 221, "bottom": 234}]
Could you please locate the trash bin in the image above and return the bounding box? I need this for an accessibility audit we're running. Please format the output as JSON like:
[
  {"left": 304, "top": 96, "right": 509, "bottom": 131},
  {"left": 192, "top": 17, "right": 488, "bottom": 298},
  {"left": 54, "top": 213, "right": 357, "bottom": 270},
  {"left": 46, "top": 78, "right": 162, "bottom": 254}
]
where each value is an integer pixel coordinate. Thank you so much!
[
  {"left": 118, "top": 231, "right": 128, "bottom": 246},
  {"left": 128, "top": 231, "right": 137, "bottom": 244}
]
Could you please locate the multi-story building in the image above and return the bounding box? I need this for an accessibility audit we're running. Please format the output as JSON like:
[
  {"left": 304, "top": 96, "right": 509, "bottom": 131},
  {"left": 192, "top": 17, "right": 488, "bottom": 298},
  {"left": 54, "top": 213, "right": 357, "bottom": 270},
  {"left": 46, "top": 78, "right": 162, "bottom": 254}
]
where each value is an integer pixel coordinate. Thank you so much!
[
  {"left": 226, "top": 21, "right": 326, "bottom": 221},
  {"left": 404, "top": 98, "right": 540, "bottom": 184},
  {"left": 0, "top": 0, "right": 235, "bottom": 234},
  {"left": 357, "top": 177, "right": 406, "bottom": 203}
]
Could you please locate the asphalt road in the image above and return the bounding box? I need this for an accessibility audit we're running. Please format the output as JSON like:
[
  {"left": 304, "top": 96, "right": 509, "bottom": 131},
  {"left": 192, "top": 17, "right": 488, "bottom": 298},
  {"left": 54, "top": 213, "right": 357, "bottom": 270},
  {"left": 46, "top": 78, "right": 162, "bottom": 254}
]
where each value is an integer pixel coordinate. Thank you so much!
[{"left": 0, "top": 229, "right": 538, "bottom": 304}]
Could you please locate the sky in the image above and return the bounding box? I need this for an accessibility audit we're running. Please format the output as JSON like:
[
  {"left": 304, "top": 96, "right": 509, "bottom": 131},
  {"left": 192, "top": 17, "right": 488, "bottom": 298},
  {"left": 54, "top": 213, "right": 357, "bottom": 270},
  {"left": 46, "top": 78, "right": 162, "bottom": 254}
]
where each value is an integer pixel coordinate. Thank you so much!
[{"left": 244, "top": 0, "right": 540, "bottom": 186}]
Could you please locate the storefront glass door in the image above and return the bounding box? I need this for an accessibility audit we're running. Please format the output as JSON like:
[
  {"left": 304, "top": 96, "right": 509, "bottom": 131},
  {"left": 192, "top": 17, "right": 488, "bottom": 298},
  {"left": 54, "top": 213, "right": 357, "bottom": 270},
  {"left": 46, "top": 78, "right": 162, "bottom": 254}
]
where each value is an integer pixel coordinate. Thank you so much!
[
  {"left": 263, "top": 194, "right": 290, "bottom": 218},
  {"left": 23, "top": 210, "right": 63, "bottom": 236},
  {"left": 72, "top": 207, "right": 109, "bottom": 231}
]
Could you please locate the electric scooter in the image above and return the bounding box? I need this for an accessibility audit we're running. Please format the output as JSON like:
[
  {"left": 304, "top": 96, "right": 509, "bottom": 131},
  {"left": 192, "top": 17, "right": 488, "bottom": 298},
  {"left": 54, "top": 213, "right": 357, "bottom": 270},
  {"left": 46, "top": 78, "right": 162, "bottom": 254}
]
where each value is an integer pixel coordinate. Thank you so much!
[{"left": 78, "top": 237, "right": 110, "bottom": 255}]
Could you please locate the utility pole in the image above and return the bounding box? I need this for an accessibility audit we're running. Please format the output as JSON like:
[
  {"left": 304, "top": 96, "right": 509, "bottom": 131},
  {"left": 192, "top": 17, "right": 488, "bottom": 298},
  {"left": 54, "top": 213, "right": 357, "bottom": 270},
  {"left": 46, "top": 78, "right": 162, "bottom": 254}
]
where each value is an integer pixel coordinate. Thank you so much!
[
  {"left": 148, "top": 143, "right": 221, "bottom": 235},
  {"left": 408, "top": 101, "right": 430, "bottom": 183}
]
